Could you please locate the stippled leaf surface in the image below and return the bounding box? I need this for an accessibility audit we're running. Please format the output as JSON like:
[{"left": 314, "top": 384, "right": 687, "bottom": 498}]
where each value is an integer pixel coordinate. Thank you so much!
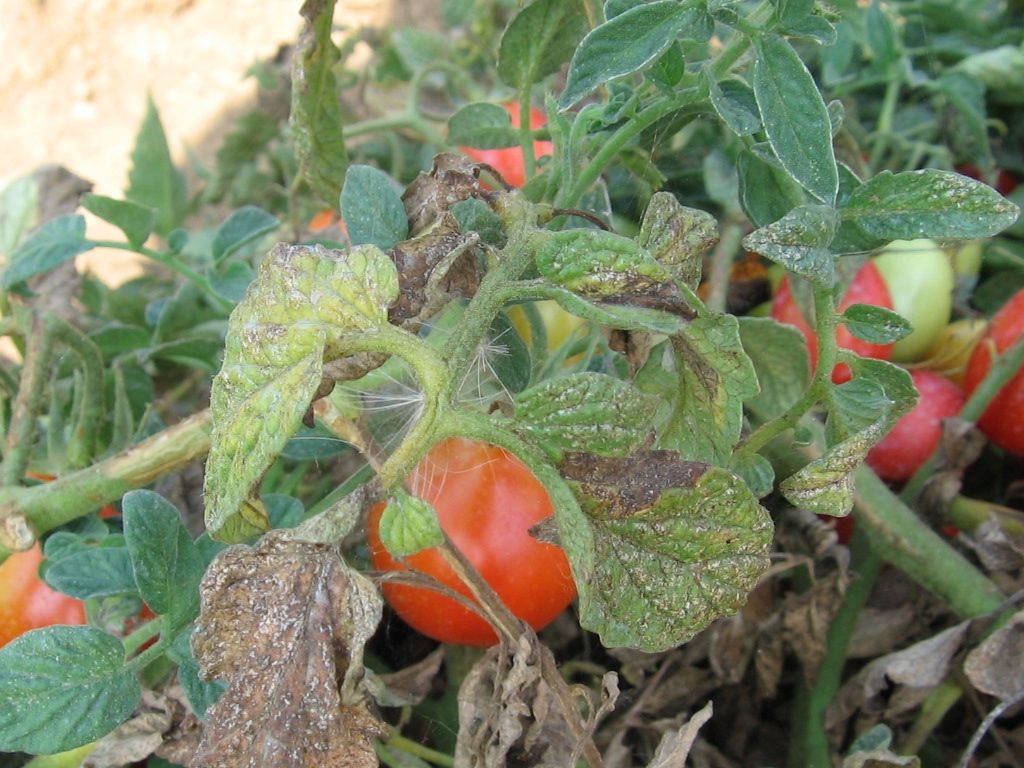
[
  {"left": 205, "top": 244, "right": 399, "bottom": 541},
  {"left": 291, "top": 0, "right": 348, "bottom": 206},
  {"left": 638, "top": 191, "right": 719, "bottom": 290},
  {"left": 0, "top": 627, "right": 140, "bottom": 754},
  {"left": 753, "top": 35, "right": 838, "bottom": 205},
  {"left": 651, "top": 313, "right": 760, "bottom": 465},
  {"left": 515, "top": 373, "right": 657, "bottom": 459},
  {"left": 562, "top": 452, "right": 773, "bottom": 651},
  {"left": 840, "top": 169, "right": 1020, "bottom": 243},
  {"left": 742, "top": 204, "right": 838, "bottom": 285}
]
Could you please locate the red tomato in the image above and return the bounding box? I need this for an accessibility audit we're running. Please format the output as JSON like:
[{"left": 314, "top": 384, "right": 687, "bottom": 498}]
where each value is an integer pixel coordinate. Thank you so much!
[
  {"left": 459, "top": 102, "right": 553, "bottom": 188},
  {"left": 964, "top": 288, "right": 1024, "bottom": 456},
  {"left": 771, "top": 261, "right": 894, "bottom": 383},
  {"left": 367, "top": 437, "right": 576, "bottom": 646},
  {"left": 0, "top": 544, "right": 87, "bottom": 648},
  {"left": 866, "top": 369, "right": 966, "bottom": 482}
]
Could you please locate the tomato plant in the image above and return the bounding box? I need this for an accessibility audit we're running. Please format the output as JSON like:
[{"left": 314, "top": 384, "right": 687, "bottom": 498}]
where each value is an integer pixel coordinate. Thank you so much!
[
  {"left": 771, "top": 261, "right": 894, "bottom": 383},
  {"left": 367, "top": 437, "right": 576, "bottom": 646},
  {"left": 459, "top": 102, "right": 552, "bottom": 188},
  {"left": 873, "top": 239, "right": 955, "bottom": 362},
  {"left": 866, "top": 369, "right": 966, "bottom": 482},
  {"left": 964, "top": 287, "right": 1024, "bottom": 456},
  {"left": 0, "top": 544, "right": 86, "bottom": 649}
]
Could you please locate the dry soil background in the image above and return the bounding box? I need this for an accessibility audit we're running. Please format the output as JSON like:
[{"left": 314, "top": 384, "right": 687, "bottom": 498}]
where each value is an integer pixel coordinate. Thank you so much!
[{"left": 0, "top": 0, "right": 434, "bottom": 283}]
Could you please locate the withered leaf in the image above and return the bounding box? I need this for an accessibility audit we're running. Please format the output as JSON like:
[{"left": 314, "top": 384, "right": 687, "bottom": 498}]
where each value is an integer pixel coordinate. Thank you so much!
[
  {"left": 83, "top": 691, "right": 173, "bottom": 768},
  {"left": 455, "top": 634, "right": 604, "bottom": 768},
  {"left": 646, "top": 700, "right": 713, "bottom": 768},
  {"left": 964, "top": 609, "right": 1024, "bottom": 701},
  {"left": 365, "top": 647, "right": 445, "bottom": 708},
  {"left": 402, "top": 153, "right": 494, "bottom": 235},
  {"left": 190, "top": 531, "right": 385, "bottom": 768}
]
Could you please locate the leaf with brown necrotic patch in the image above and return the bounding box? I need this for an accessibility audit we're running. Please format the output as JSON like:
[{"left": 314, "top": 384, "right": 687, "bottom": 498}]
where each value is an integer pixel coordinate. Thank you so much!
[
  {"left": 189, "top": 531, "right": 385, "bottom": 768},
  {"left": 560, "top": 451, "right": 773, "bottom": 652}
]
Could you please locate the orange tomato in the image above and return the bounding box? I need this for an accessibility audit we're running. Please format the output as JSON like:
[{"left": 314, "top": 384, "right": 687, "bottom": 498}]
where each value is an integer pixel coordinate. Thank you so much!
[{"left": 0, "top": 544, "right": 87, "bottom": 648}]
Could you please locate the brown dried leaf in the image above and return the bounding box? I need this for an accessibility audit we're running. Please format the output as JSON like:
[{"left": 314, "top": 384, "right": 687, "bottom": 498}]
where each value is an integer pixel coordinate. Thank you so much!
[
  {"left": 189, "top": 531, "right": 385, "bottom": 768},
  {"left": 781, "top": 571, "right": 847, "bottom": 682},
  {"left": 402, "top": 153, "right": 493, "bottom": 235},
  {"left": 647, "top": 701, "right": 714, "bottom": 768},
  {"left": 366, "top": 646, "right": 445, "bottom": 708},
  {"left": 961, "top": 518, "right": 1024, "bottom": 573},
  {"left": 455, "top": 634, "right": 609, "bottom": 768},
  {"left": 964, "top": 609, "right": 1024, "bottom": 701},
  {"left": 83, "top": 691, "right": 173, "bottom": 768},
  {"left": 842, "top": 750, "right": 921, "bottom": 768}
]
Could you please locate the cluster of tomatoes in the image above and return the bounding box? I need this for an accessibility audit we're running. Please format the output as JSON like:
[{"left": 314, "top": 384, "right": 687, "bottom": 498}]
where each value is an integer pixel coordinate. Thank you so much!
[{"left": 771, "top": 240, "right": 1024, "bottom": 481}]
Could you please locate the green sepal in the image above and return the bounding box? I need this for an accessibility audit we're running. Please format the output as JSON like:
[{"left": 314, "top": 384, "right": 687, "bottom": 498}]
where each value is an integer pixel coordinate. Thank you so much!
[{"left": 377, "top": 491, "right": 445, "bottom": 558}]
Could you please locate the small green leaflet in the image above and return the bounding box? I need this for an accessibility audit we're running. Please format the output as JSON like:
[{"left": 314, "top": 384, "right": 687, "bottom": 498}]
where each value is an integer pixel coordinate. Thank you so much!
[
  {"left": 741, "top": 205, "right": 838, "bottom": 285},
  {"left": 123, "top": 490, "right": 206, "bottom": 630},
  {"left": 0, "top": 627, "right": 140, "bottom": 754},
  {"left": 753, "top": 35, "right": 838, "bottom": 205},
  {"left": 81, "top": 194, "right": 155, "bottom": 249},
  {"left": 377, "top": 493, "right": 444, "bottom": 557},
  {"left": 125, "top": 97, "right": 186, "bottom": 237},
  {"left": 841, "top": 303, "right": 912, "bottom": 345},
  {"left": 1, "top": 214, "right": 94, "bottom": 289},
  {"left": 737, "top": 316, "right": 810, "bottom": 424},
  {"left": 447, "top": 103, "right": 518, "bottom": 148},
  {"left": 637, "top": 191, "right": 718, "bottom": 290},
  {"left": 340, "top": 165, "right": 409, "bottom": 250},
  {"left": 211, "top": 206, "right": 280, "bottom": 263},
  {"left": 204, "top": 244, "right": 400, "bottom": 540},
  {"left": 514, "top": 373, "right": 656, "bottom": 459}
]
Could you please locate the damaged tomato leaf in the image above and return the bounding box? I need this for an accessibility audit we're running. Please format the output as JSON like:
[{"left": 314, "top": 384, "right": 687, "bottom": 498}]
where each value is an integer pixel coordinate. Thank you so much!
[
  {"left": 781, "top": 357, "right": 916, "bottom": 517},
  {"left": 533, "top": 228, "right": 696, "bottom": 318},
  {"left": 204, "top": 243, "right": 400, "bottom": 541},
  {"left": 560, "top": 451, "right": 773, "bottom": 652},
  {"left": 190, "top": 531, "right": 385, "bottom": 768},
  {"left": 513, "top": 372, "right": 657, "bottom": 460},
  {"left": 637, "top": 191, "right": 719, "bottom": 291}
]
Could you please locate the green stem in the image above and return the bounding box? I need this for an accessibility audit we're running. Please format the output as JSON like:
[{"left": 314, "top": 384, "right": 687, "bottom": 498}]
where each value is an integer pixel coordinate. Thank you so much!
[
  {"left": 90, "top": 240, "right": 234, "bottom": 314},
  {"left": 122, "top": 614, "right": 164, "bottom": 657},
  {"left": 1, "top": 313, "right": 53, "bottom": 486},
  {"left": 853, "top": 466, "right": 1004, "bottom": 619},
  {"left": 704, "top": 216, "right": 744, "bottom": 314},
  {"left": 519, "top": 88, "right": 538, "bottom": 182},
  {"left": 0, "top": 410, "right": 213, "bottom": 561},
  {"left": 384, "top": 732, "right": 455, "bottom": 767},
  {"left": 50, "top": 319, "right": 105, "bottom": 469},
  {"left": 557, "top": 95, "right": 697, "bottom": 208},
  {"left": 710, "top": 0, "right": 776, "bottom": 79},
  {"left": 901, "top": 332, "right": 1024, "bottom": 504}
]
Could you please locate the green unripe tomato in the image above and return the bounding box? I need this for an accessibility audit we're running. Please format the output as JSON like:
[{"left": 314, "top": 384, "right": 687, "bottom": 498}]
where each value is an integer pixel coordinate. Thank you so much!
[{"left": 873, "top": 238, "right": 955, "bottom": 362}]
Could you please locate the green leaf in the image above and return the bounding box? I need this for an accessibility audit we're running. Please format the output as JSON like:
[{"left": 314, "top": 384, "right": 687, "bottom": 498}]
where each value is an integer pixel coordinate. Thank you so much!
[
  {"left": 729, "top": 452, "right": 775, "bottom": 499},
  {"left": 205, "top": 244, "right": 400, "bottom": 540},
  {"left": 167, "top": 629, "right": 225, "bottom": 719},
  {"left": 486, "top": 312, "right": 531, "bottom": 393},
  {"left": 291, "top": 0, "right": 348, "bottom": 206},
  {"left": 2, "top": 214, "right": 94, "bottom": 288},
  {"left": 637, "top": 191, "right": 718, "bottom": 290},
  {"left": 80, "top": 194, "right": 155, "bottom": 248},
  {"left": 0, "top": 627, "right": 140, "bottom": 754},
  {"left": 515, "top": 373, "right": 657, "bottom": 459},
  {"left": 44, "top": 547, "right": 137, "bottom": 600},
  {"left": 210, "top": 260, "right": 255, "bottom": 303},
  {"left": 340, "top": 165, "right": 409, "bottom": 250},
  {"left": 211, "top": 206, "right": 279, "bottom": 263},
  {"left": 0, "top": 173, "right": 40, "bottom": 258},
  {"left": 125, "top": 97, "right": 186, "bottom": 236},
  {"left": 753, "top": 35, "right": 838, "bottom": 205},
  {"left": 377, "top": 492, "right": 444, "bottom": 558},
  {"left": 742, "top": 205, "right": 838, "bottom": 285},
  {"left": 656, "top": 313, "right": 761, "bottom": 465},
  {"left": 561, "top": 1, "right": 702, "bottom": 108},
  {"left": 841, "top": 304, "right": 912, "bottom": 345},
  {"left": 841, "top": 170, "right": 1021, "bottom": 241},
  {"left": 709, "top": 77, "right": 762, "bottom": 136},
  {"left": 450, "top": 198, "right": 506, "bottom": 247},
  {"left": 564, "top": 454, "right": 773, "bottom": 651},
  {"left": 498, "top": 0, "right": 588, "bottom": 90},
  {"left": 447, "top": 103, "right": 518, "bottom": 148},
  {"left": 864, "top": 0, "right": 900, "bottom": 70},
  {"left": 737, "top": 316, "right": 810, "bottom": 423},
  {"left": 736, "top": 148, "right": 806, "bottom": 228},
  {"left": 534, "top": 229, "right": 677, "bottom": 302},
  {"left": 123, "top": 491, "right": 205, "bottom": 628}
]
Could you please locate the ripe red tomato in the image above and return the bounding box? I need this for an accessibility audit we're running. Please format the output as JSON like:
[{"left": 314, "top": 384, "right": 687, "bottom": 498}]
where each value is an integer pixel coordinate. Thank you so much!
[
  {"left": 0, "top": 544, "right": 87, "bottom": 648},
  {"left": 964, "top": 288, "right": 1024, "bottom": 456},
  {"left": 459, "top": 102, "right": 553, "bottom": 188},
  {"left": 367, "top": 437, "right": 576, "bottom": 646},
  {"left": 866, "top": 369, "right": 966, "bottom": 482},
  {"left": 771, "top": 261, "right": 894, "bottom": 383}
]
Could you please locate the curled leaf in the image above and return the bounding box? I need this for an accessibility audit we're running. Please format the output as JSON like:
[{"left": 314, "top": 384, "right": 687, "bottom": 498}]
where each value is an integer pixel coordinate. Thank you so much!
[{"left": 638, "top": 191, "right": 719, "bottom": 290}]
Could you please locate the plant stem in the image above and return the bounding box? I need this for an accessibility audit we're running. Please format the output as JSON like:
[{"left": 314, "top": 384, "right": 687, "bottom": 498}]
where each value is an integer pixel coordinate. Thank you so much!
[
  {"left": 1, "top": 313, "right": 53, "bottom": 486},
  {"left": 0, "top": 410, "right": 213, "bottom": 561},
  {"left": 703, "top": 216, "right": 745, "bottom": 314},
  {"left": 384, "top": 731, "right": 455, "bottom": 767}
]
